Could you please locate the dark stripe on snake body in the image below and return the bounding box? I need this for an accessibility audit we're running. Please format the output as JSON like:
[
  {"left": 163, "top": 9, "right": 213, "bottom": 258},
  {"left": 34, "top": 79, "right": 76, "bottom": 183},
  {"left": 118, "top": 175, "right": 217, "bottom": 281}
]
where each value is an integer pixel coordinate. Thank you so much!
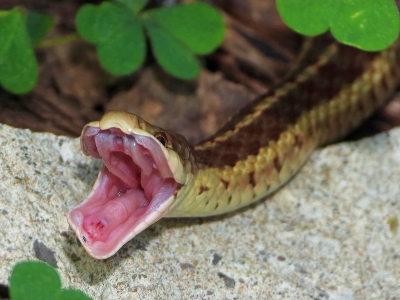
[{"left": 194, "top": 41, "right": 394, "bottom": 168}]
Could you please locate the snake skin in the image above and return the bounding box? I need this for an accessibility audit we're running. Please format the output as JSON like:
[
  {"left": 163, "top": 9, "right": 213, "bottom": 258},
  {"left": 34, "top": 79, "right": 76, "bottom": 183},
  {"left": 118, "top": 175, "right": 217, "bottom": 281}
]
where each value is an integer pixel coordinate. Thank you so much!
[
  {"left": 80, "top": 38, "right": 400, "bottom": 219},
  {"left": 164, "top": 39, "right": 400, "bottom": 217}
]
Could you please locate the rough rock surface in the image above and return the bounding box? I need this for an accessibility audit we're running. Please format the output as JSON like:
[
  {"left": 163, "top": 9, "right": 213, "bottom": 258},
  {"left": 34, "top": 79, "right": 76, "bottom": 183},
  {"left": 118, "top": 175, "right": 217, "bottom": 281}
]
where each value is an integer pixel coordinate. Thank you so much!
[{"left": 0, "top": 123, "right": 399, "bottom": 300}]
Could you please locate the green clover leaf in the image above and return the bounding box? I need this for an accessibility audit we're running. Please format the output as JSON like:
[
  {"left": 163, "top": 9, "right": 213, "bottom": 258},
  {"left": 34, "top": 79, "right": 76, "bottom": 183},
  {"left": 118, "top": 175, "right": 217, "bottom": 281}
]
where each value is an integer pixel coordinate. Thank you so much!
[
  {"left": 76, "top": 1, "right": 225, "bottom": 79},
  {"left": 76, "top": 2, "right": 146, "bottom": 75},
  {"left": 26, "top": 11, "right": 54, "bottom": 47},
  {"left": 142, "top": 2, "right": 225, "bottom": 55},
  {"left": 145, "top": 21, "right": 201, "bottom": 79},
  {"left": 277, "top": 0, "right": 400, "bottom": 51},
  {"left": 142, "top": 2, "right": 224, "bottom": 78},
  {"left": 9, "top": 261, "right": 91, "bottom": 300},
  {"left": 0, "top": 8, "right": 38, "bottom": 94}
]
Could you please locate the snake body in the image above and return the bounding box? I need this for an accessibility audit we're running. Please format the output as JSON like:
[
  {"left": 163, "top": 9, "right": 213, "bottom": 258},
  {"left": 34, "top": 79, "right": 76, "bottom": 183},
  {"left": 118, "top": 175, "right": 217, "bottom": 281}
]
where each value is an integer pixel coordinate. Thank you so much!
[{"left": 68, "top": 38, "right": 400, "bottom": 259}]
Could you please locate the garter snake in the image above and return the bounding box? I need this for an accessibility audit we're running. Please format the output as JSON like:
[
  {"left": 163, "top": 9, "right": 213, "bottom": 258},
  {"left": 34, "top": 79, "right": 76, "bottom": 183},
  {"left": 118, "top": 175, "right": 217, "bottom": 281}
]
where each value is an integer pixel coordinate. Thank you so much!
[{"left": 68, "top": 38, "right": 400, "bottom": 259}]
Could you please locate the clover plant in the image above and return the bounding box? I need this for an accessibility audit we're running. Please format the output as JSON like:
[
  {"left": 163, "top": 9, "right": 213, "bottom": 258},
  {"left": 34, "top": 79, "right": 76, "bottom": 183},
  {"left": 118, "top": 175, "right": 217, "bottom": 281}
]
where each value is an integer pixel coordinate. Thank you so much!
[
  {"left": 9, "top": 261, "right": 91, "bottom": 300},
  {"left": 277, "top": 0, "right": 399, "bottom": 51},
  {"left": 0, "top": 0, "right": 399, "bottom": 95}
]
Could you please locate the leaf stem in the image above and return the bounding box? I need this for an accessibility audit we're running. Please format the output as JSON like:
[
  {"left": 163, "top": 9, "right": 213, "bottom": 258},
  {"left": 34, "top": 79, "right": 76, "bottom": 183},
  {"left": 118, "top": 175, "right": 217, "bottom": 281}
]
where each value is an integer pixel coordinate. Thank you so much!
[{"left": 36, "top": 33, "right": 82, "bottom": 48}]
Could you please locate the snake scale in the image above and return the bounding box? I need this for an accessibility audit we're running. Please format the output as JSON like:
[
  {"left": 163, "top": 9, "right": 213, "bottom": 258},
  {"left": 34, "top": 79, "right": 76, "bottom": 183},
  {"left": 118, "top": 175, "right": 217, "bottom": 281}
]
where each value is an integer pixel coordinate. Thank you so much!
[{"left": 68, "top": 37, "right": 400, "bottom": 259}]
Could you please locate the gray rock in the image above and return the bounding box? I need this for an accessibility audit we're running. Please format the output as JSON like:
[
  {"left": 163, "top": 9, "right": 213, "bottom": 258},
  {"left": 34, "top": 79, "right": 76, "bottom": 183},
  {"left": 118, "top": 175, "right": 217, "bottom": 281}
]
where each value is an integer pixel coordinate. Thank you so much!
[{"left": 0, "top": 123, "right": 399, "bottom": 300}]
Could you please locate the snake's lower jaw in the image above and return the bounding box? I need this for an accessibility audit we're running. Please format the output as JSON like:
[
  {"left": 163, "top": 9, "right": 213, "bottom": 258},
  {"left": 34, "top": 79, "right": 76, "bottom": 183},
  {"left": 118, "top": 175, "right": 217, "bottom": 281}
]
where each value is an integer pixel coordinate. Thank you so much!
[
  {"left": 67, "top": 181, "right": 177, "bottom": 259},
  {"left": 67, "top": 127, "right": 180, "bottom": 259}
]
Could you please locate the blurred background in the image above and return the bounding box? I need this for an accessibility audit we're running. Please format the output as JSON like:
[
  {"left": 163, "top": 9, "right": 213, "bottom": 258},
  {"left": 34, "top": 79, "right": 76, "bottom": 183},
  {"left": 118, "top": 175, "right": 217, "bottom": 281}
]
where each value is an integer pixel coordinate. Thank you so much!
[{"left": 0, "top": 0, "right": 399, "bottom": 144}]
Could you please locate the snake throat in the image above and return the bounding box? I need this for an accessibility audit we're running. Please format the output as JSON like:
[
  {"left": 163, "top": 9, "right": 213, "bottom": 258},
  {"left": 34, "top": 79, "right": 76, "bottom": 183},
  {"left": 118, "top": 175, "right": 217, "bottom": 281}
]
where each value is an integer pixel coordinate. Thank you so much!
[{"left": 68, "top": 127, "right": 179, "bottom": 259}]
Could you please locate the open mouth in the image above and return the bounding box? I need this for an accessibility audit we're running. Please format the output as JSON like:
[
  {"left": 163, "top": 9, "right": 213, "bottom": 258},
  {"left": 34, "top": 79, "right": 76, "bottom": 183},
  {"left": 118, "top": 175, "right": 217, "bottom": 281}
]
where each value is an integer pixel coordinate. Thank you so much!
[{"left": 68, "top": 126, "right": 179, "bottom": 259}]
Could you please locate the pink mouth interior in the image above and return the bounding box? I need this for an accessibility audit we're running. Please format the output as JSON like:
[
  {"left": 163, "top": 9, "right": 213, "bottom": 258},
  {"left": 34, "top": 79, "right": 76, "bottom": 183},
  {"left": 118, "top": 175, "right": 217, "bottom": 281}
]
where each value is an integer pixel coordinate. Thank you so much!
[{"left": 69, "top": 127, "right": 178, "bottom": 256}]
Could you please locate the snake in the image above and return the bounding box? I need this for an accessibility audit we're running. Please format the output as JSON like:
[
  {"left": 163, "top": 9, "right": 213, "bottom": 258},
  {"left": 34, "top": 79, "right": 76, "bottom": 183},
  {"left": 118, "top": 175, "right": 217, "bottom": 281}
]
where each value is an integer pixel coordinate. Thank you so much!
[{"left": 68, "top": 37, "right": 400, "bottom": 259}]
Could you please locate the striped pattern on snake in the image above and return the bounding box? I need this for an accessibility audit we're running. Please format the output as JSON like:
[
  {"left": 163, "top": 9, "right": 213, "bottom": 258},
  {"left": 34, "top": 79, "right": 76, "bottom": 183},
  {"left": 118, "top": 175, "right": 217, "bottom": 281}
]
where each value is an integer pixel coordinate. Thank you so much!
[{"left": 68, "top": 38, "right": 400, "bottom": 258}]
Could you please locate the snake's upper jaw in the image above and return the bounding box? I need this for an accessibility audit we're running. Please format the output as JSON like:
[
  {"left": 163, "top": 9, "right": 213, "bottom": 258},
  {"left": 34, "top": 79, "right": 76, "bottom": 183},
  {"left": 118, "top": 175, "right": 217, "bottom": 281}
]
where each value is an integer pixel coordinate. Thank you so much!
[{"left": 68, "top": 125, "right": 184, "bottom": 259}]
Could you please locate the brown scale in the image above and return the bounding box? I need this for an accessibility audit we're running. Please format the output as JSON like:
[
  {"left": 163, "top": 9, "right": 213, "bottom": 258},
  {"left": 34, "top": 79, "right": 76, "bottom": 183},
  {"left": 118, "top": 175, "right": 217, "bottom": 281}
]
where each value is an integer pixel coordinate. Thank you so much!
[{"left": 194, "top": 40, "right": 387, "bottom": 168}]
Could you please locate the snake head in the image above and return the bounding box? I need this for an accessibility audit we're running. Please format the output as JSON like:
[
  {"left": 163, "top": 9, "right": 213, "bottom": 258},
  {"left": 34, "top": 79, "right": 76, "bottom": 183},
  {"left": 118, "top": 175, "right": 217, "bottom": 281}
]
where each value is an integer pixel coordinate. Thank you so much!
[{"left": 67, "top": 111, "right": 195, "bottom": 259}]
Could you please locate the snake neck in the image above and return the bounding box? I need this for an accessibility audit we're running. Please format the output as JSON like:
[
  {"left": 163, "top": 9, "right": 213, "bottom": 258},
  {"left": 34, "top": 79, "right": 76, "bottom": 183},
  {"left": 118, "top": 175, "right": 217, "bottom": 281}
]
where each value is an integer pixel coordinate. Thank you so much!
[{"left": 166, "top": 39, "right": 400, "bottom": 218}]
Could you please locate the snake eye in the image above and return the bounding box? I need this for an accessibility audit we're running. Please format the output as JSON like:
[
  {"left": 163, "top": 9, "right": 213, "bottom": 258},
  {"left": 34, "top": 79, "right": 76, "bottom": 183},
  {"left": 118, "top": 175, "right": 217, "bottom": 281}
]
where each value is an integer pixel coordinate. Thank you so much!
[{"left": 154, "top": 132, "right": 167, "bottom": 146}]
